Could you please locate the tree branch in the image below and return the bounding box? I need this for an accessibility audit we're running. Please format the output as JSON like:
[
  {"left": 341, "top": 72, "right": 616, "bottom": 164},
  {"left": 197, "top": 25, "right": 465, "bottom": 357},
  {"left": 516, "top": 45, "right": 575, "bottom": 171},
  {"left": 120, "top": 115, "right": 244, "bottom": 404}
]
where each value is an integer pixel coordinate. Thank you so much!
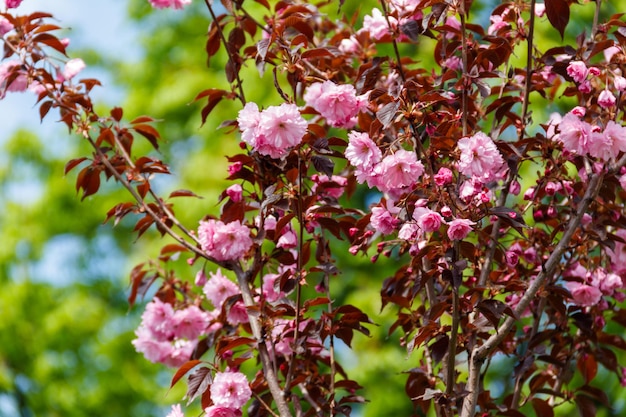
[{"left": 461, "top": 171, "right": 604, "bottom": 417}]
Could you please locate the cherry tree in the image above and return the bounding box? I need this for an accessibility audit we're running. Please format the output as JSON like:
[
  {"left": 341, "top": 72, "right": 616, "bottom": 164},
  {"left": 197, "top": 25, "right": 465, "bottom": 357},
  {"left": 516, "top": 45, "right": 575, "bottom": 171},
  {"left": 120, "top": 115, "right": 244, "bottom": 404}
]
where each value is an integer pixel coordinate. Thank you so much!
[{"left": 2, "top": 0, "right": 626, "bottom": 416}]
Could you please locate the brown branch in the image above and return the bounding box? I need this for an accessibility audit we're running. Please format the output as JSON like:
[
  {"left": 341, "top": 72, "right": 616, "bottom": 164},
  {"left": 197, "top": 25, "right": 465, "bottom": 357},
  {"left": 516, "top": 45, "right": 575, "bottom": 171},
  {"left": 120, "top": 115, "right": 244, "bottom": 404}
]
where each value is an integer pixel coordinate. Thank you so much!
[
  {"left": 460, "top": 171, "right": 604, "bottom": 417},
  {"left": 234, "top": 264, "right": 293, "bottom": 417},
  {"left": 86, "top": 135, "right": 209, "bottom": 261}
]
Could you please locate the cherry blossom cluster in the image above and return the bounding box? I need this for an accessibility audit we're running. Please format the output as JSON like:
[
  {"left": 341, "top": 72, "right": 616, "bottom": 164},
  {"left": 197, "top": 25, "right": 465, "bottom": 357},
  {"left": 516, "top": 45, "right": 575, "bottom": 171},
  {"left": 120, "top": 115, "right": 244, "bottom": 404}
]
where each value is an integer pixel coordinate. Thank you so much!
[
  {"left": 166, "top": 371, "right": 252, "bottom": 417},
  {"left": 132, "top": 298, "right": 210, "bottom": 367},
  {"left": 237, "top": 102, "right": 308, "bottom": 159},
  {"left": 303, "top": 81, "right": 368, "bottom": 128},
  {"left": 198, "top": 219, "right": 253, "bottom": 262},
  {"left": 553, "top": 108, "right": 626, "bottom": 161}
]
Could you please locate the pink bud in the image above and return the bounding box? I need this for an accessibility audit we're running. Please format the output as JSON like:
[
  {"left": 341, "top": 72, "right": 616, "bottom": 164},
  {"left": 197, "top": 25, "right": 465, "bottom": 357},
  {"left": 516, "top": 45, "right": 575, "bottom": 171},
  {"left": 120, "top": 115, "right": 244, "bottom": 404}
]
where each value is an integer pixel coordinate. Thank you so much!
[
  {"left": 614, "top": 75, "right": 626, "bottom": 91},
  {"left": 509, "top": 180, "right": 521, "bottom": 195},
  {"left": 598, "top": 89, "right": 616, "bottom": 108}
]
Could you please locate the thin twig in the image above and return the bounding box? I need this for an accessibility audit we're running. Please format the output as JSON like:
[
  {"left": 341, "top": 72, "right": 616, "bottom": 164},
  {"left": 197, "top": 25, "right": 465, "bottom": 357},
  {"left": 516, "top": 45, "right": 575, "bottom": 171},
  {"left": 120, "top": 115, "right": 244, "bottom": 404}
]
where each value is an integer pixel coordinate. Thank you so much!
[{"left": 86, "top": 136, "right": 209, "bottom": 261}]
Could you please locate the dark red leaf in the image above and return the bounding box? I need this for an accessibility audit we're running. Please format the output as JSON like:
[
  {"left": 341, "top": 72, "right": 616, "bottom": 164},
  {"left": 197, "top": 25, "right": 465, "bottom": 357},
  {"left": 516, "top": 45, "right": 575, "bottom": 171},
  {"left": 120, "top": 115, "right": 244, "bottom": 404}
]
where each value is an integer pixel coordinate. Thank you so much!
[
  {"left": 64, "top": 157, "right": 88, "bottom": 175},
  {"left": 170, "top": 360, "right": 203, "bottom": 389},
  {"left": 185, "top": 367, "right": 213, "bottom": 405},
  {"left": 531, "top": 398, "right": 554, "bottom": 417},
  {"left": 110, "top": 106, "right": 123, "bottom": 122},
  {"left": 39, "top": 100, "right": 53, "bottom": 121},
  {"left": 169, "top": 189, "right": 202, "bottom": 199},
  {"left": 545, "top": 0, "right": 570, "bottom": 39},
  {"left": 133, "top": 124, "right": 160, "bottom": 150}
]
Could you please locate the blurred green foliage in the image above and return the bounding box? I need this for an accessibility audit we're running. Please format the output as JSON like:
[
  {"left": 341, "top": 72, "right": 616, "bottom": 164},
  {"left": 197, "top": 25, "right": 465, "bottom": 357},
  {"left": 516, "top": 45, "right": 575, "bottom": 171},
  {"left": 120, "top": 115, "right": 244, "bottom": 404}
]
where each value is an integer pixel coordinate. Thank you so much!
[{"left": 1, "top": 0, "right": 625, "bottom": 416}]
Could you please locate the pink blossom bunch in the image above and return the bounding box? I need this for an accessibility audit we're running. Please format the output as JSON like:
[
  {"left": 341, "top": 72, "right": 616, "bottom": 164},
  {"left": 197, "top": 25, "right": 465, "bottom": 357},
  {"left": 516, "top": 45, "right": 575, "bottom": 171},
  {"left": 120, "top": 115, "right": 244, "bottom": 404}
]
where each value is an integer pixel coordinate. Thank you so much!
[
  {"left": 376, "top": 149, "right": 425, "bottom": 194},
  {"left": 148, "top": 0, "right": 192, "bottom": 9},
  {"left": 303, "top": 80, "right": 368, "bottom": 128},
  {"left": 198, "top": 219, "right": 253, "bottom": 262},
  {"left": 556, "top": 113, "right": 626, "bottom": 161},
  {"left": 209, "top": 371, "right": 252, "bottom": 410},
  {"left": 457, "top": 132, "right": 504, "bottom": 183},
  {"left": 132, "top": 299, "right": 202, "bottom": 367},
  {"left": 237, "top": 102, "right": 308, "bottom": 159}
]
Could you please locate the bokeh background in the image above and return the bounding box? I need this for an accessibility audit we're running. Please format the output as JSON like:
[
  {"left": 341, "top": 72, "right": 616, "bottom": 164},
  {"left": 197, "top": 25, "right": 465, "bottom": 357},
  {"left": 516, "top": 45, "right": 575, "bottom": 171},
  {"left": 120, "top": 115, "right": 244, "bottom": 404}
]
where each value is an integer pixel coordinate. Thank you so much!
[{"left": 1, "top": 1, "right": 625, "bottom": 416}]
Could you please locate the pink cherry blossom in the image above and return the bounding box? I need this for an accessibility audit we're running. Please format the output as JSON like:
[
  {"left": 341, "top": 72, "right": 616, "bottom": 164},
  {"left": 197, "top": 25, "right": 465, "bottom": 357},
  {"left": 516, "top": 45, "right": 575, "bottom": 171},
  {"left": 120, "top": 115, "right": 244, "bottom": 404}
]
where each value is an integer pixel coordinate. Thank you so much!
[
  {"left": 398, "top": 222, "right": 420, "bottom": 240},
  {"left": 565, "top": 281, "right": 602, "bottom": 307},
  {"left": 338, "top": 36, "right": 360, "bottom": 54},
  {"left": 166, "top": 404, "right": 185, "bottom": 417},
  {"left": 0, "top": 16, "right": 13, "bottom": 36},
  {"left": 277, "top": 227, "right": 297, "bottom": 249},
  {"left": 262, "top": 273, "right": 284, "bottom": 302},
  {"left": 141, "top": 297, "right": 176, "bottom": 341},
  {"left": 148, "top": 0, "right": 192, "bottom": 9},
  {"left": 132, "top": 327, "right": 174, "bottom": 363},
  {"left": 588, "top": 121, "right": 626, "bottom": 161},
  {"left": 210, "top": 371, "right": 252, "bottom": 409},
  {"left": 225, "top": 184, "right": 243, "bottom": 202},
  {"left": 172, "top": 305, "right": 209, "bottom": 340},
  {"left": 204, "top": 406, "right": 241, "bottom": 417},
  {"left": 434, "top": 167, "right": 453, "bottom": 186},
  {"left": 457, "top": 132, "right": 504, "bottom": 183},
  {"left": 237, "top": 102, "right": 307, "bottom": 158},
  {"left": 195, "top": 269, "right": 207, "bottom": 286},
  {"left": 613, "top": 75, "right": 626, "bottom": 92},
  {"left": 226, "top": 301, "right": 249, "bottom": 325},
  {"left": 370, "top": 205, "right": 399, "bottom": 235},
  {"left": 378, "top": 149, "right": 424, "bottom": 192},
  {"left": 598, "top": 89, "right": 616, "bottom": 108},
  {"left": 4, "top": 0, "right": 23, "bottom": 8},
  {"left": 162, "top": 339, "right": 197, "bottom": 368},
  {"left": 361, "top": 8, "right": 396, "bottom": 40},
  {"left": 256, "top": 103, "right": 307, "bottom": 158},
  {"left": 534, "top": 3, "right": 546, "bottom": 17},
  {"left": 346, "top": 131, "right": 383, "bottom": 186},
  {"left": 303, "top": 80, "right": 368, "bottom": 128},
  {"left": 566, "top": 60, "right": 589, "bottom": 83},
  {"left": 413, "top": 207, "right": 443, "bottom": 233},
  {"left": 62, "top": 58, "right": 85, "bottom": 81},
  {"left": 488, "top": 14, "right": 509, "bottom": 35},
  {"left": 608, "top": 229, "right": 626, "bottom": 275},
  {"left": 198, "top": 219, "right": 253, "bottom": 262},
  {"left": 311, "top": 174, "right": 347, "bottom": 199},
  {"left": 447, "top": 218, "right": 475, "bottom": 240},
  {"left": 0, "top": 60, "right": 28, "bottom": 97},
  {"left": 556, "top": 113, "right": 592, "bottom": 155},
  {"left": 203, "top": 269, "right": 240, "bottom": 310}
]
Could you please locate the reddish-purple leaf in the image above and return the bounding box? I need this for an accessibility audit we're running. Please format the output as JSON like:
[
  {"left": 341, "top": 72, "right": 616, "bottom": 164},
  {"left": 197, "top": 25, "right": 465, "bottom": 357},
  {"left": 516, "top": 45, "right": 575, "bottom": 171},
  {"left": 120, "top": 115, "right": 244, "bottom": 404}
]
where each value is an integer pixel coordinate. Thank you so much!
[
  {"left": 110, "top": 106, "right": 123, "bottom": 122},
  {"left": 545, "top": 0, "right": 570, "bottom": 39},
  {"left": 169, "top": 189, "right": 201, "bottom": 199},
  {"left": 64, "top": 157, "right": 88, "bottom": 175},
  {"left": 170, "top": 360, "right": 203, "bottom": 389},
  {"left": 186, "top": 367, "right": 213, "bottom": 405}
]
